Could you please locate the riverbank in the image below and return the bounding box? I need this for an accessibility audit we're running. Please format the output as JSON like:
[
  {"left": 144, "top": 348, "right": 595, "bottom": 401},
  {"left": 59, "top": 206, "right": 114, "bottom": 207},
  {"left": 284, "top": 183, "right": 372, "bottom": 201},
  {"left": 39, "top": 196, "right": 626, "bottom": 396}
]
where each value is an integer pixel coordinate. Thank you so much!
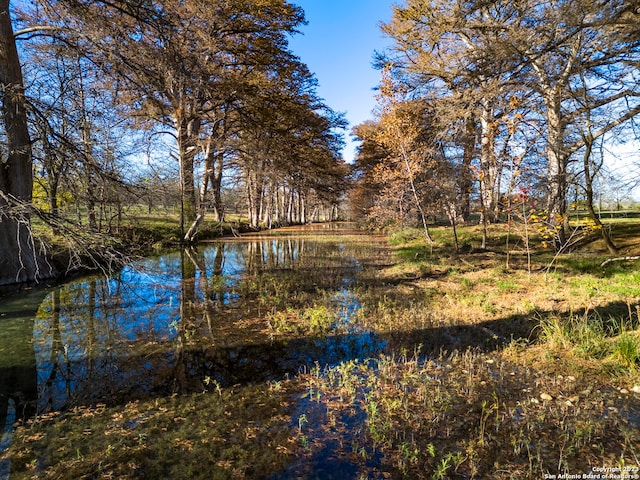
[
  {"left": 0, "top": 213, "right": 274, "bottom": 295},
  {"left": 296, "top": 222, "right": 640, "bottom": 478},
  {"left": 2, "top": 222, "right": 640, "bottom": 479}
]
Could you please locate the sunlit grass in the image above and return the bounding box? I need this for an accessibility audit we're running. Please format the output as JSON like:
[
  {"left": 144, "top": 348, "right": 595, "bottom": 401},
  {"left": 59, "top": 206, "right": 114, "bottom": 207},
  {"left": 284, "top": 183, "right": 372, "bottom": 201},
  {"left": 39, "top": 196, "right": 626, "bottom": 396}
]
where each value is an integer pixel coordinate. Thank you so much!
[
  {"left": 267, "top": 304, "right": 338, "bottom": 335},
  {"left": 536, "top": 310, "right": 640, "bottom": 371}
]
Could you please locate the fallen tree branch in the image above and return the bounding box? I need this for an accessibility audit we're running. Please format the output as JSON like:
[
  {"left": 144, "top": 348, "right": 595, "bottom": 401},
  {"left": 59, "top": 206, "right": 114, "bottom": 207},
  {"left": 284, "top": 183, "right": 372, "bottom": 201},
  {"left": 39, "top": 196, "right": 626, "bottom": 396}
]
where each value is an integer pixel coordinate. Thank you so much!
[
  {"left": 0, "top": 190, "right": 131, "bottom": 278},
  {"left": 601, "top": 256, "right": 640, "bottom": 267}
]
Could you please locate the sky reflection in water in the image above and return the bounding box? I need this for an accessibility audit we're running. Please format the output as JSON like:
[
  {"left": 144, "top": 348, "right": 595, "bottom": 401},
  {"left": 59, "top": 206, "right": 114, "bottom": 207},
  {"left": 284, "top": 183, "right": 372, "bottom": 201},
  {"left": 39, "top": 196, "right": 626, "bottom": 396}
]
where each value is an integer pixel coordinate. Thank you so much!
[{"left": 27, "top": 237, "right": 385, "bottom": 414}]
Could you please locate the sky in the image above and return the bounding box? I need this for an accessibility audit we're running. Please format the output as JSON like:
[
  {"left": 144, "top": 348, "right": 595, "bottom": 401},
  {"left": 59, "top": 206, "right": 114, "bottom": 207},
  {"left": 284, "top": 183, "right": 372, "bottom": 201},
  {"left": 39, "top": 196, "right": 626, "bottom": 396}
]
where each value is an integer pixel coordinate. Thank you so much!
[{"left": 287, "top": 1, "right": 394, "bottom": 164}]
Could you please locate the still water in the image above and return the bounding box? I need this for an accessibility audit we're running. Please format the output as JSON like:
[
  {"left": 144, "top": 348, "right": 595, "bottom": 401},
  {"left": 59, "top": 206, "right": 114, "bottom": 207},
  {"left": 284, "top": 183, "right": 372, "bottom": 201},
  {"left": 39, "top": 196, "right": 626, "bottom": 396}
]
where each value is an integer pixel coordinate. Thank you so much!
[{"left": 0, "top": 227, "right": 386, "bottom": 438}]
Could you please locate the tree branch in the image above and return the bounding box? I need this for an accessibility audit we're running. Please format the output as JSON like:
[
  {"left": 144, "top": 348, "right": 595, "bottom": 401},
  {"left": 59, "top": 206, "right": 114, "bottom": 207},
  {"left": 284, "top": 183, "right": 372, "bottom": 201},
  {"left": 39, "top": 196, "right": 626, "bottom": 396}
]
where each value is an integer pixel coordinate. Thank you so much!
[{"left": 601, "top": 256, "right": 640, "bottom": 267}]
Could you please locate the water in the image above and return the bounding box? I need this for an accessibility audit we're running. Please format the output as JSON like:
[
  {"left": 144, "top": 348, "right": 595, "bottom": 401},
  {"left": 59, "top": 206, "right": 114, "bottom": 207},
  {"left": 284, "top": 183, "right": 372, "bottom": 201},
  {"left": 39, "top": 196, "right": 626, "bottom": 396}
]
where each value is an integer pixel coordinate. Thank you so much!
[{"left": 0, "top": 229, "right": 387, "bottom": 451}]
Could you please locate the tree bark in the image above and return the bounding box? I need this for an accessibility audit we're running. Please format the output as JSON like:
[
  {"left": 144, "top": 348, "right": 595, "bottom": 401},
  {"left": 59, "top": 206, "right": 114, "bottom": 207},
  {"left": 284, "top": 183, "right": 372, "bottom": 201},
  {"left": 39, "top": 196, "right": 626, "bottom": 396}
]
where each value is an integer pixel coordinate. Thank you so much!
[
  {"left": 211, "top": 151, "right": 224, "bottom": 222},
  {"left": 459, "top": 117, "right": 476, "bottom": 222},
  {"left": 479, "top": 98, "right": 498, "bottom": 224},
  {"left": 0, "top": 0, "right": 52, "bottom": 285},
  {"left": 246, "top": 169, "right": 261, "bottom": 229},
  {"left": 176, "top": 113, "right": 199, "bottom": 242},
  {"left": 545, "top": 97, "right": 569, "bottom": 248}
]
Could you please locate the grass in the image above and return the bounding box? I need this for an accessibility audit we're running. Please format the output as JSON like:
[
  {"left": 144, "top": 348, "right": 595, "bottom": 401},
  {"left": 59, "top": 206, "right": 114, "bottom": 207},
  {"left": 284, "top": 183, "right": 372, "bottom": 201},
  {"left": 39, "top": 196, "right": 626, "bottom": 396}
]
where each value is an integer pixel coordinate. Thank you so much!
[
  {"left": 295, "top": 218, "right": 640, "bottom": 478},
  {"left": 301, "top": 348, "right": 640, "bottom": 479},
  {"left": 4, "top": 218, "right": 640, "bottom": 479},
  {"left": 536, "top": 310, "right": 640, "bottom": 371},
  {"left": 267, "top": 304, "right": 338, "bottom": 335}
]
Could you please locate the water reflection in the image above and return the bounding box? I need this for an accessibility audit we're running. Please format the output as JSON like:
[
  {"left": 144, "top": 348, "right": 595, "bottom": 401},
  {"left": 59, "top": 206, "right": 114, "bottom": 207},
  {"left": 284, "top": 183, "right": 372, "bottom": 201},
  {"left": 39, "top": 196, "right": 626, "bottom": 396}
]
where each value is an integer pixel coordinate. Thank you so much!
[{"left": 27, "top": 236, "right": 385, "bottom": 414}]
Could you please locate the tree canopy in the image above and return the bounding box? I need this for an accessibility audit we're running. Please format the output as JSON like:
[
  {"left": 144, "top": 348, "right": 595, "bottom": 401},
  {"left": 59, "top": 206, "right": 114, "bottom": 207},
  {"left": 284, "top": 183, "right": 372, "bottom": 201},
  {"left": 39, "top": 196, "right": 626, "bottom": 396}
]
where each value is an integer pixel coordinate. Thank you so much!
[
  {"left": 2, "top": 0, "right": 640, "bottom": 286},
  {"left": 353, "top": 0, "right": 640, "bottom": 250},
  {"left": 0, "top": 0, "right": 349, "bottom": 285}
]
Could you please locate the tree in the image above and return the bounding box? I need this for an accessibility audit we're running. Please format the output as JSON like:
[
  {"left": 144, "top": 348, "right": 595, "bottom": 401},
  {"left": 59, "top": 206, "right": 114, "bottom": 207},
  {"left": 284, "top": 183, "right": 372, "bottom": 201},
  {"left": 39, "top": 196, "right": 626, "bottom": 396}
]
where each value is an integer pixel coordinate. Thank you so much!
[
  {"left": 373, "top": 67, "right": 434, "bottom": 242},
  {"left": 380, "top": 0, "right": 532, "bottom": 240},
  {"left": 0, "top": 0, "right": 51, "bottom": 285},
  {"left": 23, "top": 31, "right": 138, "bottom": 233},
  {"left": 380, "top": 0, "right": 640, "bottom": 250},
  {"left": 461, "top": 0, "right": 640, "bottom": 247},
  {"left": 41, "top": 0, "right": 308, "bottom": 241},
  {"left": 227, "top": 57, "right": 346, "bottom": 229},
  {"left": 349, "top": 120, "right": 389, "bottom": 224}
]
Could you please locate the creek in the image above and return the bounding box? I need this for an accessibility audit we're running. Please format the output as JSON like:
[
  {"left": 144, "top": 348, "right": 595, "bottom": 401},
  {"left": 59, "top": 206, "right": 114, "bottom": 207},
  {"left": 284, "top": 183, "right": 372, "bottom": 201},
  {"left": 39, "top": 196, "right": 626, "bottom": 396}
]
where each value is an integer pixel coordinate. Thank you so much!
[{"left": 0, "top": 224, "right": 390, "bottom": 475}]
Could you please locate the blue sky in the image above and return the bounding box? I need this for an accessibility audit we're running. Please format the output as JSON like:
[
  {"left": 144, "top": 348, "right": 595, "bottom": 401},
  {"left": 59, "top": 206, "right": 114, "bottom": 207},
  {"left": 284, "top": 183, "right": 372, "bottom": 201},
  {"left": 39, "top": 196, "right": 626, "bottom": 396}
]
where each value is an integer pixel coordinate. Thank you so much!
[{"left": 288, "top": 1, "right": 394, "bottom": 163}]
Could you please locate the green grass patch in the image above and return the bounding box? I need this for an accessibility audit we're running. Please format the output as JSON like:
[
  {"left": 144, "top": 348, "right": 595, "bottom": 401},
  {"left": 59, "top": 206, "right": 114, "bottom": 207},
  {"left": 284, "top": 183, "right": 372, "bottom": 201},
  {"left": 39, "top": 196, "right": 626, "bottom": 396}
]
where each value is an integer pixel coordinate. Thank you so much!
[
  {"left": 267, "top": 304, "right": 337, "bottom": 335},
  {"left": 538, "top": 311, "right": 640, "bottom": 370},
  {"left": 388, "top": 228, "right": 425, "bottom": 245}
]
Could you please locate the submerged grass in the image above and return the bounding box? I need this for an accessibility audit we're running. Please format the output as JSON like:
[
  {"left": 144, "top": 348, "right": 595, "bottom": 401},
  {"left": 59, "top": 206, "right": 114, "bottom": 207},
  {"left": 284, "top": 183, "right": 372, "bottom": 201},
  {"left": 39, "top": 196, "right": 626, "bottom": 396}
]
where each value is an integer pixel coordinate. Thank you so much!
[
  {"left": 301, "top": 350, "right": 640, "bottom": 479},
  {"left": 8, "top": 381, "right": 301, "bottom": 480}
]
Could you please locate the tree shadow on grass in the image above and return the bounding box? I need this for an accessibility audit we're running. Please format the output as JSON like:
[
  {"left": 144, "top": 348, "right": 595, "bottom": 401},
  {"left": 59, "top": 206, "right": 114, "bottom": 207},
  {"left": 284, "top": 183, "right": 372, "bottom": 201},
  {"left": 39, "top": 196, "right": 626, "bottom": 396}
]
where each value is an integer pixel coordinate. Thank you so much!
[{"left": 25, "top": 299, "right": 637, "bottom": 414}]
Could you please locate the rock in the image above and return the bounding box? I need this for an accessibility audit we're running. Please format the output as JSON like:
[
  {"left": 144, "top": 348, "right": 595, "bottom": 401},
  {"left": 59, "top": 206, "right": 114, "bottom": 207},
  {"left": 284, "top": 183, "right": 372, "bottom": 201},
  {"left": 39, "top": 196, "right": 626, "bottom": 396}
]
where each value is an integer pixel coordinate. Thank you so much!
[
  {"left": 632, "top": 385, "right": 640, "bottom": 394},
  {"left": 540, "top": 393, "right": 553, "bottom": 401},
  {"left": 620, "top": 388, "right": 629, "bottom": 395}
]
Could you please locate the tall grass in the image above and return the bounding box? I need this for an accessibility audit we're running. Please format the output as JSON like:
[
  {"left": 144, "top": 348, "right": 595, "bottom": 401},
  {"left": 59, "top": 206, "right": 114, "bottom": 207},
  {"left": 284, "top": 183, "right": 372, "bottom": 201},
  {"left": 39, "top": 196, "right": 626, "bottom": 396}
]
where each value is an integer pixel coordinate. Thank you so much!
[{"left": 538, "top": 311, "right": 640, "bottom": 371}]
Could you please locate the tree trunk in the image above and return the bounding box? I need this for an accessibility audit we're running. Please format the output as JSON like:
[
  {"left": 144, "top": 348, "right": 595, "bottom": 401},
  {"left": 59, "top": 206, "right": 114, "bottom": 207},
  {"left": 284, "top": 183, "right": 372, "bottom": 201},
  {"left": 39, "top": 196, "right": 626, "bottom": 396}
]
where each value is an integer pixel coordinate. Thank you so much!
[
  {"left": 246, "top": 170, "right": 261, "bottom": 229},
  {"left": 0, "top": 0, "right": 52, "bottom": 285},
  {"left": 582, "top": 131, "right": 618, "bottom": 254},
  {"left": 286, "top": 187, "right": 294, "bottom": 224},
  {"left": 459, "top": 117, "right": 476, "bottom": 222},
  {"left": 78, "top": 57, "right": 97, "bottom": 231},
  {"left": 211, "top": 151, "right": 224, "bottom": 222},
  {"left": 479, "top": 98, "right": 498, "bottom": 224},
  {"left": 545, "top": 99, "right": 568, "bottom": 248},
  {"left": 447, "top": 202, "right": 460, "bottom": 253},
  {"left": 184, "top": 138, "right": 213, "bottom": 244},
  {"left": 48, "top": 173, "right": 60, "bottom": 235},
  {"left": 298, "top": 190, "right": 306, "bottom": 224},
  {"left": 176, "top": 114, "right": 199, "bottom": 242}
]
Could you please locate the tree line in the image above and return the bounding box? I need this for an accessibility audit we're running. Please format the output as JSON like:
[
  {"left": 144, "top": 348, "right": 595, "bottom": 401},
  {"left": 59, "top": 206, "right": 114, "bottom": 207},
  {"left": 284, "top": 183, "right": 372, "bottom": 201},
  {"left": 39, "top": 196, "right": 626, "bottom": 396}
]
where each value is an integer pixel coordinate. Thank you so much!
[
  {"left": 351, "top": 0, "right": 640, "bottom": 252},
  {"left": 3, "top": 0, "right": 640, "bottom": 287},
  {"left": 0, "top": 0, "right": 348, "bottom": 286}
]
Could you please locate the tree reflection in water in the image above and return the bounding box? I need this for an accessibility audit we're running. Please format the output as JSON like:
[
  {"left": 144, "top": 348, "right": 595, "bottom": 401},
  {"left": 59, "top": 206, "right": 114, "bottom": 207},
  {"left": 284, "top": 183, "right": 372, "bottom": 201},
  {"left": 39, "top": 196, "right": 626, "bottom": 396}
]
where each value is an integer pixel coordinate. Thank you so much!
[
  {"left": 27, "top": 234, "right": 385, "bottom": 414},
  {"left": 0, "top": 287, "right": 44, "bottom": 474}
]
